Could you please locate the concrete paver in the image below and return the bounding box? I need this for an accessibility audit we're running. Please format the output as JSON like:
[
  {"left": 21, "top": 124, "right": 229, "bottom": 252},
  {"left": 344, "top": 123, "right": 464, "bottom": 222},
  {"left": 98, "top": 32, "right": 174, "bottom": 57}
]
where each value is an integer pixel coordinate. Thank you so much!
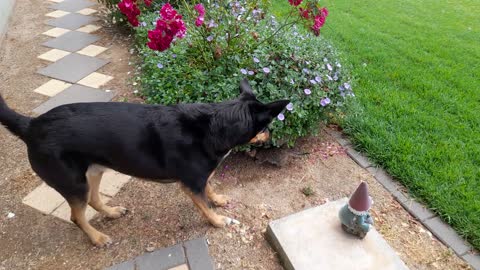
[
  {"left": 43, "top": 31, "right": 100, "bottom": 52},
  {"left": 32, "top": 84, "right": 113, "bottom": 114},
  {"left": 76, "top": 24, "right": 101, "bottom": 33},
  {"left": 47, "top": 13, "right": 98, "bottom": 30},
  {"left": 33, "top": 79, "right": 72, "bottom": 97},
  {"left": 267, "top": 198, "right": 409, "bottom": 270},
  {"left": 37, "top": 53, "right": 108, "bottom": 83},
  {"left": 38, "top": 48, "right": 71, "bottom": 62},
  {"left": 42, "top": 27, "right": 70, "bottom": 37}
]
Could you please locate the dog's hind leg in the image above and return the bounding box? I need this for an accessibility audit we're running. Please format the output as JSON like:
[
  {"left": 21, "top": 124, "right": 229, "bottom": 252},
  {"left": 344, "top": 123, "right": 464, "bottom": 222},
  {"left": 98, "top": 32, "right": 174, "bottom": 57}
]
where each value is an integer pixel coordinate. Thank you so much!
[
  {"left": 69, "top": 200, "right": 112, "bottom": 247},
  {"left": 86, "top": 165, "right": 127, "bottom": 219},
  {"left": 28, "top": 151, "right": 113, "bottom": 247},
  {"left": 181, "top": 185, "right": 234, "bottom": 228},
  {"left": 205, "top": 172, "right": 230, "bottom": 207}
]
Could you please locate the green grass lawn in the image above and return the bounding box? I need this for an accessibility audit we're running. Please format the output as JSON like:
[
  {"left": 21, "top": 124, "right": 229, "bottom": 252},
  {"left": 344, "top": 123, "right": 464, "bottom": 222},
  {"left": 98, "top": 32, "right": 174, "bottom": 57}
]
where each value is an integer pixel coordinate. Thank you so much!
[{"left": 272, "top": 0, "right": 480, "bottom": 249}]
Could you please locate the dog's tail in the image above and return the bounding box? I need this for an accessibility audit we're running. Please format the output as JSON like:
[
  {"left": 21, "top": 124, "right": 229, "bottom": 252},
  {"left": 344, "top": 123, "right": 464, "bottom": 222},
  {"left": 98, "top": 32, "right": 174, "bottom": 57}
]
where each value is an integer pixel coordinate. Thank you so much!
[{"left": 0, "top": 94, "right": 32, "bottom": 140}]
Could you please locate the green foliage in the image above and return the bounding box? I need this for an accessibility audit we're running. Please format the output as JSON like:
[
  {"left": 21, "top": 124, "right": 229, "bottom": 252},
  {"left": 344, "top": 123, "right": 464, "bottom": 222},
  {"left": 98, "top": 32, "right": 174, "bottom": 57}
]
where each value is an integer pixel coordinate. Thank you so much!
[
  {"left": 132, "top": 0, "right": 352, "bottom": 147},
  {"left": 301, "top": 186, "right": 315, "bottom": 196}
]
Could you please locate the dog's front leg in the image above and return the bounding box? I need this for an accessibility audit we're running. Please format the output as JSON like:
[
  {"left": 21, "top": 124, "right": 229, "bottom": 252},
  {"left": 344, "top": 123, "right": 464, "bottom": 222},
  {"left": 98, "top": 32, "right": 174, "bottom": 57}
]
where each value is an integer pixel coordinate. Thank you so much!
[
  {"left": 205, "top": 182, "right": 230, "bottom": 207},
  {"left": 204, "top": 171, "right": 230, "bottom": 207},
  {"left": 181, "top": 185, "right": 234, "bottom": 228}
]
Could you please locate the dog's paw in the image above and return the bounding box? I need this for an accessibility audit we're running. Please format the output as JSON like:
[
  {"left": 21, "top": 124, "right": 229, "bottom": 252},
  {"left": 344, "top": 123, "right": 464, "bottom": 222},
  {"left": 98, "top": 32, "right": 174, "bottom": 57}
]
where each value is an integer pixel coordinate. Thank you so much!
[
  {"left": 211, "top": 215, "right": 240, "bottom": 228},
  {"left": 91, "top": 233, "right": 112, "bottom": 247},
  {"left": 106, "top": 206, "right": 128, "bottom": 219},
  {"left": 212, "top": 194, "right": 230, "bottom": 207}
]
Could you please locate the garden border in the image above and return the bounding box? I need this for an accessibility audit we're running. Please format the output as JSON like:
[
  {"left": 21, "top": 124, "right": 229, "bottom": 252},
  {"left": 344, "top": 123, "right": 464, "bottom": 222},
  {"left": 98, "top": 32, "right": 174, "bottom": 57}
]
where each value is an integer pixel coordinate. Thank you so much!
[{"left": 325, "top": 128, "right": 480, "bottom": 270}]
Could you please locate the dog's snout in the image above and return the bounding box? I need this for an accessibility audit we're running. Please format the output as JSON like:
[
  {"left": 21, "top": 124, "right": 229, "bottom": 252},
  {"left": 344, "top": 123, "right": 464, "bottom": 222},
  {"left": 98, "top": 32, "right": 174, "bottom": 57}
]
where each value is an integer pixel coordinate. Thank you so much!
[{"left": 249, "top": 129, "right": 270, "bottom": 144}]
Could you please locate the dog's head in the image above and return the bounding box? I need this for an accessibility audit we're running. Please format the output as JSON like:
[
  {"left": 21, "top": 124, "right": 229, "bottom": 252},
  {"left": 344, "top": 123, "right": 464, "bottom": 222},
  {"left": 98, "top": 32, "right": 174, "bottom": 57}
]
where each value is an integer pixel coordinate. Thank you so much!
[
  {"left": 208, "top": 79, "right": 289, "bottom": 152},
  {"left": 238, "top": 79, "right": 290, "bottom": 145}
]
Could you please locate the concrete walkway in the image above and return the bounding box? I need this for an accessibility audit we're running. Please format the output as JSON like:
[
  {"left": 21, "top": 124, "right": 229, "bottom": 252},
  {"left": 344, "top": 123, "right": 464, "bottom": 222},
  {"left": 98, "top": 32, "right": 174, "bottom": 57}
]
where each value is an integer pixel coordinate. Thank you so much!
[
  {"left": 22, "top": 0, "right": 131, "bottom": 222},
  {"left": 0, "top": 0, "right": 15, "bottom": 43}
]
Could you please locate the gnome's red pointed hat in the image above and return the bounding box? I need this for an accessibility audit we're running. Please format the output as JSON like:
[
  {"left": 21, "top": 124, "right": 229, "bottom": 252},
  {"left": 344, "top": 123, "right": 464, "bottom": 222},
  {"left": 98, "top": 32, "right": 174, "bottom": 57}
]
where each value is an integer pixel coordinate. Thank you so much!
[{"left": 348, "top": 181, "right": 373, "bottom": 216}]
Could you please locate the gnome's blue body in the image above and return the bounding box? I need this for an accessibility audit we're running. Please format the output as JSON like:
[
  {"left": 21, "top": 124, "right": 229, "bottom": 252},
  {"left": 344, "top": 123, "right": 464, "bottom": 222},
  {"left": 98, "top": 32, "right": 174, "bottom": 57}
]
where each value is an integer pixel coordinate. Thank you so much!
[
  {"left": 339, "top": 181, "right": 374, "bottom": 239},
  {"left": 339, "top": 204, "right": 374, "bottom": 239}
]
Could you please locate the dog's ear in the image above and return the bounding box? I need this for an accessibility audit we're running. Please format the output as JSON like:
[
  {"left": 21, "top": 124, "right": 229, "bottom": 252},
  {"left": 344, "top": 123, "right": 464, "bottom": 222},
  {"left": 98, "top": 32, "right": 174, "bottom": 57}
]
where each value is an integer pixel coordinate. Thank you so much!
[
  {"left": 265, "top": 99, "right": 290, "bottom": 118},
  {"left": 239, "top": 78, "right": 255, "bottom": 96}
]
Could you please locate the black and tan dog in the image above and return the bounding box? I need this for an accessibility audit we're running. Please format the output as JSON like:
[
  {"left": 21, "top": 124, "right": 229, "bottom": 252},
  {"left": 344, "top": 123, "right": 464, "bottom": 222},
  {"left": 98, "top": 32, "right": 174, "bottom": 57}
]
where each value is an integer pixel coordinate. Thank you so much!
[{"left": 0, "top": 79, "right": 289, "bottom": 246}]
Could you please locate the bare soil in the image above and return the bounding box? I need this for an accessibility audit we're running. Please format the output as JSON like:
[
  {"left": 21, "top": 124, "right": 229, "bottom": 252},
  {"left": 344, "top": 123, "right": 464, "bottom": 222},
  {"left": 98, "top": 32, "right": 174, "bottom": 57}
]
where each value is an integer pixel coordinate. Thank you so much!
[{"left": 0, "top": 1, "right": 472, "bottom": 270}]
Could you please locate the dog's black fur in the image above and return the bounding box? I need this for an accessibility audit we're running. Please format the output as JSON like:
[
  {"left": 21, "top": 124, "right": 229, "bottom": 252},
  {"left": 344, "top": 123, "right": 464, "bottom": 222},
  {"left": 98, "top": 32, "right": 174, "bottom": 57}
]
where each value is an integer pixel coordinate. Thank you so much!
[{"left": 0, "top": 79, "right": 288, "bottom": 206}]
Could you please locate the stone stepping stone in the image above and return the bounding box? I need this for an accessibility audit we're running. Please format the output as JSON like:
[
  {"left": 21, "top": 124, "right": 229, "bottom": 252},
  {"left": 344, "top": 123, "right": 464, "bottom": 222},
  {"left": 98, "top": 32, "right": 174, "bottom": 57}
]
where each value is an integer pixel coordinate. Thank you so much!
[
  {"left": 32, "top": 84, "right": 114, "bottom": 115},
  {"left": 47, "top": 13, "right": 97, "bottom": 30},
  {"left": 267, "top": 198, "right": 409, "bottom": 270},
  {"left": 37, "top": 53, "right": 108, "bottom": 83},
  {"left": 42, "top": 31, "right": 100, "bottom": 52},
  {"left": 49, "top": 0, "right": 95, "bottom": 12},
  {"left": 106, "top": 237, "right": 214, "bottom": 270}
]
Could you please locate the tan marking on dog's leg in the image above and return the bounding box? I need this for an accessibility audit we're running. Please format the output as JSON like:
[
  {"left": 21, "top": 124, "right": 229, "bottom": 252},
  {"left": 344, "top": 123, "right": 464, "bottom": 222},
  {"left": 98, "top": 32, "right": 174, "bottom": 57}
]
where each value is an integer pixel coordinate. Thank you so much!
[
  {"left": 69, "top": 201, "right": 112, "bottom": 247},
  {"left": 181, "top": 185, "right": 232, "bottom": 228},
  {"left": 86, "top": 165, "right": 127, "bottom": 219},
  {"left": 205, "top": 183, "right": 230, "bottom": 207}
]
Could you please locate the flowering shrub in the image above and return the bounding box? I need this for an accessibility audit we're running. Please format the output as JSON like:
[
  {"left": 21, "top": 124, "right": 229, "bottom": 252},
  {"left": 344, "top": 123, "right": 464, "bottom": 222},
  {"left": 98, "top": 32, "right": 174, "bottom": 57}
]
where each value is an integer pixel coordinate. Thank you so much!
[{"left": 116, "top": 0, "right": 353, "bottom": 147}]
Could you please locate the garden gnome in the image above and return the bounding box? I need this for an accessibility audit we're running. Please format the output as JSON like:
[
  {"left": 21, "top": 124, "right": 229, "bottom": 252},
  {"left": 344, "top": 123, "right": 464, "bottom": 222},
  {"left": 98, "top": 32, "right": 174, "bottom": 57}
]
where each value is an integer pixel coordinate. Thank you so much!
[{"left": 339, "top": 181, "right": 374, "bottom": 239}]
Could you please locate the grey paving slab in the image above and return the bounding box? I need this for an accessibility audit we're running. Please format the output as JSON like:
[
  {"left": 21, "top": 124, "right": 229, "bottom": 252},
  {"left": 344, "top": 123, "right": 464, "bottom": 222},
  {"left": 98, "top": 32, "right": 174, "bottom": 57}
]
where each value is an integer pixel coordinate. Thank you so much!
[
  {"left": 267, "top": 198, "right": 409, "bottom": 270},
  {"left": 49, "top": 0, "right": 95, "bottom": 12},
  {"left": 135, "top": 244, "right": 185, "bottom": 270},
  {"left": 423, "top": 217, "right": 471, "bottom": 256},
  {"left": 32, "top": 84, "right": 114, "bottom": 115},
  {"left": 184, "top": 237, "right": 215, "bottom": 270},
  {"left": 105, "top": 260, "right": 135, "bottom": 270},
  {"left": 367, "top": 167, "right": 403, "bottom": 195},
  {"left": 346, "top": 146, "right": 372, "bottom": 168},
  {"left": 326, "top": 128, "right": 351, "bottom": 147},
  {"left": 47, "top": 13, "right": 98, "bottom": 30},
  {"left": 37, "top": 53, "right": 108, "bottom": 83},
  {"left": 463, "top": 253, "right": 480, "bottom": 270},
  {"left": 42, "top": 31, "right": 100, "bottom": 52},
  {"left": 398, "top": 199, "right": 435, "bottom": 221}
]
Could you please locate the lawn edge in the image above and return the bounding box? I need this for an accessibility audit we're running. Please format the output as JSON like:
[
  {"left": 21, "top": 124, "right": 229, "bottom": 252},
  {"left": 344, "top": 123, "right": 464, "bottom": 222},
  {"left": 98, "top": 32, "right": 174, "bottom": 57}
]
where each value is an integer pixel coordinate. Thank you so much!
[{"left": 325, "top": 128, "right": 480, "bottom": 270}]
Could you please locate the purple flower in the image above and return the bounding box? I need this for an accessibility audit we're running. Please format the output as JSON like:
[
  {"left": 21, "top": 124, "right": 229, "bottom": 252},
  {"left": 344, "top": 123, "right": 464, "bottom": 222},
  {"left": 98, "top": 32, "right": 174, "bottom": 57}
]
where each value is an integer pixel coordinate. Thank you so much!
[
  {"left": 140, "top": 21, "right": 147, "bottom": 27},
  {"left": 339, "top": 85, "right": 345, "bottom": 91},
  {"left": 327, "top": 75, "right": 333, "bottom": 81},
  {"left": 310, "top": 79, "right": 317, "bottom": 84},
  {"left": 286, "top": 102, "right": 294, "bottom": 111},
  {"left": 326, "top": 63, "right": 333, "bottom": 71},
  {"left": 207, "top": 20, "right": 218, "bottom": 28},
  {"left": 302, "top": 68, "right": 310, "bottom": 74},
  {"left": 315, "top": 76, "right": 322, "bottom": 83},
  {"left": 304, "top": 88, "right": 311, "bottom": 95},
  {"left": 263, "top": 67, "right": 270, "bottom": 73},
  {"left": 344, "top": 82, "right": 351, "bottom": 89},
  {"left": 320, "top": 97, "right": 331, "bottom": 107},
  {"left": 240, "top": 68, "right": 248, "bottom": 75},
  {"left": 290, "top": 79, "right": 295, "bottom": 85},
  {"left": 206, "top": 35, "right": 214, "bottom": 42},
  {"left": 248, "top": 70, "right": 254, "bottom": 75},
  {"left": 253, "top": 57, "right": 260, "bottom": 63},
  {"left": 333, "top": 74, "right": 338, "bottom": 81},
  {"left": 277, "top": 113, "right": 285, "bottom": 121},
  {"left": 172, "top": 54, "right": 177, "bottom": 58},
  {"left": 157, "top": 63, "right": 163, "bottom": 69}
]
